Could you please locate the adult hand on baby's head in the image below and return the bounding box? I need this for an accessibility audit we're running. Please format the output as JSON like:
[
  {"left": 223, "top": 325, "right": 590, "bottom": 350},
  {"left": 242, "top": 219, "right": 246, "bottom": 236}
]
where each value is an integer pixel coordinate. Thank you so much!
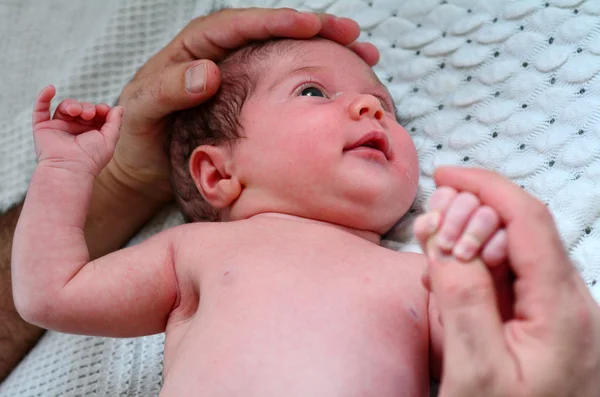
[
  {"left": 106, "top": 7, "right": 379, "bottom": 203},
  {"left": 425, "top": 167, "right": 600, "bottom": 397}
]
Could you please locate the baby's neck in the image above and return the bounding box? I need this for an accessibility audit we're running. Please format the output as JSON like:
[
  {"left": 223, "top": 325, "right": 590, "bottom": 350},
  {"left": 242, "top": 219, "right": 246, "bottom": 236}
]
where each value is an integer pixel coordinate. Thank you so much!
[{"left": 248, "top": 213, "right": 381, "bottom": 245}]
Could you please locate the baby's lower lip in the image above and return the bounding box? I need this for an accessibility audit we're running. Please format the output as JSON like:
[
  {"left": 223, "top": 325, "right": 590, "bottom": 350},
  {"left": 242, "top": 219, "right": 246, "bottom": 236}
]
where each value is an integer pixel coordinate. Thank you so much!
[{"left": 345, "top": 147, "right": 388, "bottom": 162}]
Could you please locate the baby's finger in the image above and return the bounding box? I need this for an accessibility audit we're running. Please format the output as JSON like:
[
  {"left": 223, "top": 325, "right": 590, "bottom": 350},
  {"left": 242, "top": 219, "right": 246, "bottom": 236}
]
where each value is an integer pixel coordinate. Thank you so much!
[
  {"left": 100, "top": 106, "right": 123, "bottom": 149},
  {"left": 54, "top": 99, "right": 83, "bottom": 120},
  {"left": 481, "top": 229, "right": 509, "bottom": 268},
  {"left": 95, "top": 103, "right": 110, "bottom": 118},
  {"left": 427, "top": 186, "right": 457, "bottom": 212},
  {"left": 452, "top": 206, "right": 500, "bottom": 261},
  {"left": 32, "top": 85, "right": 56, "bottom": 126},
  {"left": 79, "top": 102, "right": 96, "bottom": 121},
  {"left": 92, "top": 103, "right": 111, "bottom": 129},
  {"left": 413, "top": 212, "right": 441, "bottom": 249},
  {"left": 436, "top": 192, "right": 480, "bottom": 251}
]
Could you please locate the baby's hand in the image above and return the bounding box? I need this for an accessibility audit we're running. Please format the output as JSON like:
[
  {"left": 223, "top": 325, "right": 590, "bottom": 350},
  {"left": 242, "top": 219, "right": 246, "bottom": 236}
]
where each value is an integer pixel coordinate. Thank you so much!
[
  {"left": 414, "top": 187, "right": 508, "bottom": 266},
  {"left": 415, "top": 187, "right": 508, "bottom": 266},
  {"left": 32, "top": 85, "right": 122, "bottom": 176},
  {"left": 414, "top": 187, "right": 513, "bottom": 320}
]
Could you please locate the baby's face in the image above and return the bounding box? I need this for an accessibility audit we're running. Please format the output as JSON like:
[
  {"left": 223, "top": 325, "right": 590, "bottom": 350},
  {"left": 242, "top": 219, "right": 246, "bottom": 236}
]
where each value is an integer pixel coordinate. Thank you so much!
[{"left": 231, "top": 39, "right": 419, "bottom": 234}]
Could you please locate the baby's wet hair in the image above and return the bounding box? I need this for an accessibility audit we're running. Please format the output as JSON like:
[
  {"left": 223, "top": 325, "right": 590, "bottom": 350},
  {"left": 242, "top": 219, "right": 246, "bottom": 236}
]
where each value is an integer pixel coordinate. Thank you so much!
[{"left": 167, "top": 39, "right": 301, "bottom": 222}]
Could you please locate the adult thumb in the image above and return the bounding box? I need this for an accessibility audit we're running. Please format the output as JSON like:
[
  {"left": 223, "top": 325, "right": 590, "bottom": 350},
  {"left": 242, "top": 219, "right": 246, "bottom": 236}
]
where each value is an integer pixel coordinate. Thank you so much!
[{"left": 119, "top": 59, "right": 221, "bottom": 122}]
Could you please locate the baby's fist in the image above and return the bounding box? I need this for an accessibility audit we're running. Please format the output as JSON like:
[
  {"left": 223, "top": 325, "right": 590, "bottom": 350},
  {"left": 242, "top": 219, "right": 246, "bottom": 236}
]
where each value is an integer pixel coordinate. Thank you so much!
[
  {"left": 32, "top": 85, "right": 122, "bottom": 176},
  {"left": 414, "top": 187, "right": 508, "bottom": 267}
]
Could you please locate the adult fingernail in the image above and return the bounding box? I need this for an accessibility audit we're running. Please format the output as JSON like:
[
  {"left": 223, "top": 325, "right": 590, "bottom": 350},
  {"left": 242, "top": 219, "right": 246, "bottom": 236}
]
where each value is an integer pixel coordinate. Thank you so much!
[{"left": 185, "top": 62, "right": 207, "bottom": 93}]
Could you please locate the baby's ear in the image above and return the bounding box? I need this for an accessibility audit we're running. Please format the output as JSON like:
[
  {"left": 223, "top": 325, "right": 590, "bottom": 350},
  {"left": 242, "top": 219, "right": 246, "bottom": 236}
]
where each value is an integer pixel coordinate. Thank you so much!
[{"left": 189, "top": 145, "right": 241, "bottom": 209}]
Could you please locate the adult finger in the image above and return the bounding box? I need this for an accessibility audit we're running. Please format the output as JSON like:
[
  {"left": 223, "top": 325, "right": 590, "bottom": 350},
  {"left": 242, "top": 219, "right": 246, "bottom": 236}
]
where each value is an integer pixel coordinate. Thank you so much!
[
  {"left": 313, "top": 13, "right": 360, "bottom": 45},
  {"left": 175, "top": 9, "right": 370, "bottom": 64},
  {"left": 433, "top": 167, "right": 573, "bottom": 316},
  {"left": 426, "top": 240, "right": 513, "bottom": 393},
  {"left": 178, "top": 8, "right": 323, "bottom": 62},
  {"left": 119, "top": 59, "right": 221, "bottom": 121},
  {"left": 347, "top": 42, "right": 380, "bottom": 66}
]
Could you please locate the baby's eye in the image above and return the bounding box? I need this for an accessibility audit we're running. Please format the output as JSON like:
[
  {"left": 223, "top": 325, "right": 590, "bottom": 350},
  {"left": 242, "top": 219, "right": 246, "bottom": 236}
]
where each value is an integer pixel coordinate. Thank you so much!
[{"left": 300, "top": 86, "right": 326, "bottom": 97}]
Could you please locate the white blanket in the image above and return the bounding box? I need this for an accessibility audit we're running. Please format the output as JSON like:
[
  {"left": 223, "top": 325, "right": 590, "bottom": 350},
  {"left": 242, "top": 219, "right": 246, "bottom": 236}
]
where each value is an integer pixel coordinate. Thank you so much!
[{"left": 1, "top": 0, "right": 599, "bottom": 395}]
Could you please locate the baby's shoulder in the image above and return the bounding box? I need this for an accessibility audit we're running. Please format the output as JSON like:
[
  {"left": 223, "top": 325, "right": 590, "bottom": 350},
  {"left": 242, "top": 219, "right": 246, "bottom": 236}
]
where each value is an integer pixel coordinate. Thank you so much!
[
  {"left": 377, "top": 246, "right": 427, "bottom": 269},
  {"left": 168, "top": 221, "right": 236, "bottom": 243}
]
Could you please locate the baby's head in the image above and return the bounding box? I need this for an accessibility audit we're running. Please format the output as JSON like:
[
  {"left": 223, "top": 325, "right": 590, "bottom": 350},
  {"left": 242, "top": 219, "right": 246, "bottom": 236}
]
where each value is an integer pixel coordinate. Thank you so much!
[{"left": 168, "top": 38, "right": 419, "bottom": 235}]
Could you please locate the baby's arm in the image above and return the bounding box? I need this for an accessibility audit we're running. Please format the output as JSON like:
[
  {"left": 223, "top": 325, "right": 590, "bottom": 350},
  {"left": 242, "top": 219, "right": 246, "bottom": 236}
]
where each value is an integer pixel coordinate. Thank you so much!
[
  {"left": 12, "top": 86, "right": 179, "bottom": 337},
  {"left": 414, "top": 187, "right": 510, "bottom": 380}
]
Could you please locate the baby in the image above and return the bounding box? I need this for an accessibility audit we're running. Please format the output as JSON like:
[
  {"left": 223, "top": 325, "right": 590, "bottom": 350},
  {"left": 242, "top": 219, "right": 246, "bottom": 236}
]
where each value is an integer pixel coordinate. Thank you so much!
[{"left": 13, "top": 38, "right": 509, "bottom": 397}]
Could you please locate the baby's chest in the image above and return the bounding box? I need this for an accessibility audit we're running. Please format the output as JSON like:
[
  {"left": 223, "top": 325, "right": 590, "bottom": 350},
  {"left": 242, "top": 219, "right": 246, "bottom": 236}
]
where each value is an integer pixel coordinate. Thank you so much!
[
  {"left": 163, "top": 234, "right": 430, "bottom": 396},
  {"left": 191, "top": 243, "right": 428, "bottom": 330}
]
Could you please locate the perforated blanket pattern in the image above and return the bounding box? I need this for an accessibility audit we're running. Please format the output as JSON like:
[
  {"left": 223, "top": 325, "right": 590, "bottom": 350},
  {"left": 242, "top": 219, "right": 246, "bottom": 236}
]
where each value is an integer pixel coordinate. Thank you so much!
[{"left": 1, "top": 0, "right": 599, "bottom": 396}]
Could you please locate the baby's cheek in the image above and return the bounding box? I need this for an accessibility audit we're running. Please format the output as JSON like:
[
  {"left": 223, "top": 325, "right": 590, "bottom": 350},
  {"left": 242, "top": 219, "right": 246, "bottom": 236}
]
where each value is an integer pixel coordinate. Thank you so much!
[{"left": 395, "top": 142, "right": 420, "bottom": 189}]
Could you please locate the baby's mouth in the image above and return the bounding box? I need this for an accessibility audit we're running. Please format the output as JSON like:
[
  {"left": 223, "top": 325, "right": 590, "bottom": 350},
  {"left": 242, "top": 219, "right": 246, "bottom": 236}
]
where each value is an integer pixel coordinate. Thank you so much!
[{"left": 344, "top": 131, "right": 390, "bottom": 160}]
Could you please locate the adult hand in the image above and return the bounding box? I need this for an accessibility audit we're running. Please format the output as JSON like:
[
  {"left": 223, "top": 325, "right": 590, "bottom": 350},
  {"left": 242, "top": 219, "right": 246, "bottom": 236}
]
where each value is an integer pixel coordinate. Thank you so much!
[
  {"left": 425, "top": 166, "right": 600, "bottom": 397},
  {"left": 86, "top": 8, "right": 379, "bottom": 258},
  {"left": 108, "top": 7, "right": 379, "bottom": 202}
]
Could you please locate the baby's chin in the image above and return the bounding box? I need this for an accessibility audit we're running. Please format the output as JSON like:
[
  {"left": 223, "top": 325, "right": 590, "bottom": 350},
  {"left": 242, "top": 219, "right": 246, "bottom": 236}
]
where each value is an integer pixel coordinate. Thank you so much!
[
  {"left": 349, "top": 192, "right": 416, "bottom": 235},
  {"left": 317, "top": 205, "right": 408, "bottom": 237},
  {"left": 350, "top": 213, "right": 405, "bottom": 236}
]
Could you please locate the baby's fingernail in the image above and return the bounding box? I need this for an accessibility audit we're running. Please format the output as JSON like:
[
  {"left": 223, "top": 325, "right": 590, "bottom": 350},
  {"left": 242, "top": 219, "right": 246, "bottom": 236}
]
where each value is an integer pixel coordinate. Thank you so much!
[
  {"left": 453, "top": 242, "right": 472, "bottom": 261},
  {"left": 453, "top": 235, "right": 477, "bottom": 262},
  {"left": 185, "top": 62, "right": 207, "bottom": 93},
  {"left": 437, "top": 234, "right": 454, "bottom": 251}
]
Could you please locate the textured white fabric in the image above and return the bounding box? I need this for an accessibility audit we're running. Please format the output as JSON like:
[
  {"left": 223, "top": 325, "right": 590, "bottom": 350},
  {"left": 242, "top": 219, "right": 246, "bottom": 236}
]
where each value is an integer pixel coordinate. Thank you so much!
[{"left": 1, "top": 0, "right": 599, "bottom": 396}]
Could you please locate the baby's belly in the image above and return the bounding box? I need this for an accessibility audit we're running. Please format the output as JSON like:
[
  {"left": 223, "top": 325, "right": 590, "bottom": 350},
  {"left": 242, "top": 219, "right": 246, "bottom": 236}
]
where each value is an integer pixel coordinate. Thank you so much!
[{"left": 159, "top": 275, "right": 429, "bottom": 397}]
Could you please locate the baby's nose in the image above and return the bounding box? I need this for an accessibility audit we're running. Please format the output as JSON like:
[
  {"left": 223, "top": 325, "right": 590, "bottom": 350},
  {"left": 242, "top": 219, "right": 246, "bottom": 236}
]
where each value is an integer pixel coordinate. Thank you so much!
[{"left": 347, "top": 94, "right": 384, "bottom": 121}]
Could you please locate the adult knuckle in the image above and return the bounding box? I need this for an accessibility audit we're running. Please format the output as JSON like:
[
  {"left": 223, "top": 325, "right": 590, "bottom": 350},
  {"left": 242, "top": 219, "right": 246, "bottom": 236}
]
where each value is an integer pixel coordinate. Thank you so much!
[
  {"left": 149, "top": 72, "right": 170, "bottom": 107},
  {"left": 447, "top": 362, "right": 497, "bottom": 395},
  {"left": 119, "top": 80, "right": 143, "bottom": 107},
  {"left": 471, "top": 361, "right": 496, "bottom": 389}
]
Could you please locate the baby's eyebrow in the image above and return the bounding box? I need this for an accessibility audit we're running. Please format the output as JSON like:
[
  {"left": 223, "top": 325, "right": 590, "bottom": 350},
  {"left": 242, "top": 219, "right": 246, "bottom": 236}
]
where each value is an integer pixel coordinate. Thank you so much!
[
  {"left": 267, "top": 65, "right": 327, "bottom": 92},
  {"left": 373, "top": 82, "right": 398, "bottom": 115}
]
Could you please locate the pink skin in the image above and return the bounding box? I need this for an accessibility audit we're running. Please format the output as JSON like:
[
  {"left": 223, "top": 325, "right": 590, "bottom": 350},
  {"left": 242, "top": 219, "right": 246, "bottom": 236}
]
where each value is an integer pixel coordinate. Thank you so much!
[
  {"left": 413, "top": 187, "right": 514, "bottom": 320},
  {"left": 191, "top": 39, "right": 420, "bottom": 237},
  {"left": 414, "top": 188, "right": 508, "bottom": 264},
  {"left": 32, "top": 85, "right": 122, "bottom": 176}
]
